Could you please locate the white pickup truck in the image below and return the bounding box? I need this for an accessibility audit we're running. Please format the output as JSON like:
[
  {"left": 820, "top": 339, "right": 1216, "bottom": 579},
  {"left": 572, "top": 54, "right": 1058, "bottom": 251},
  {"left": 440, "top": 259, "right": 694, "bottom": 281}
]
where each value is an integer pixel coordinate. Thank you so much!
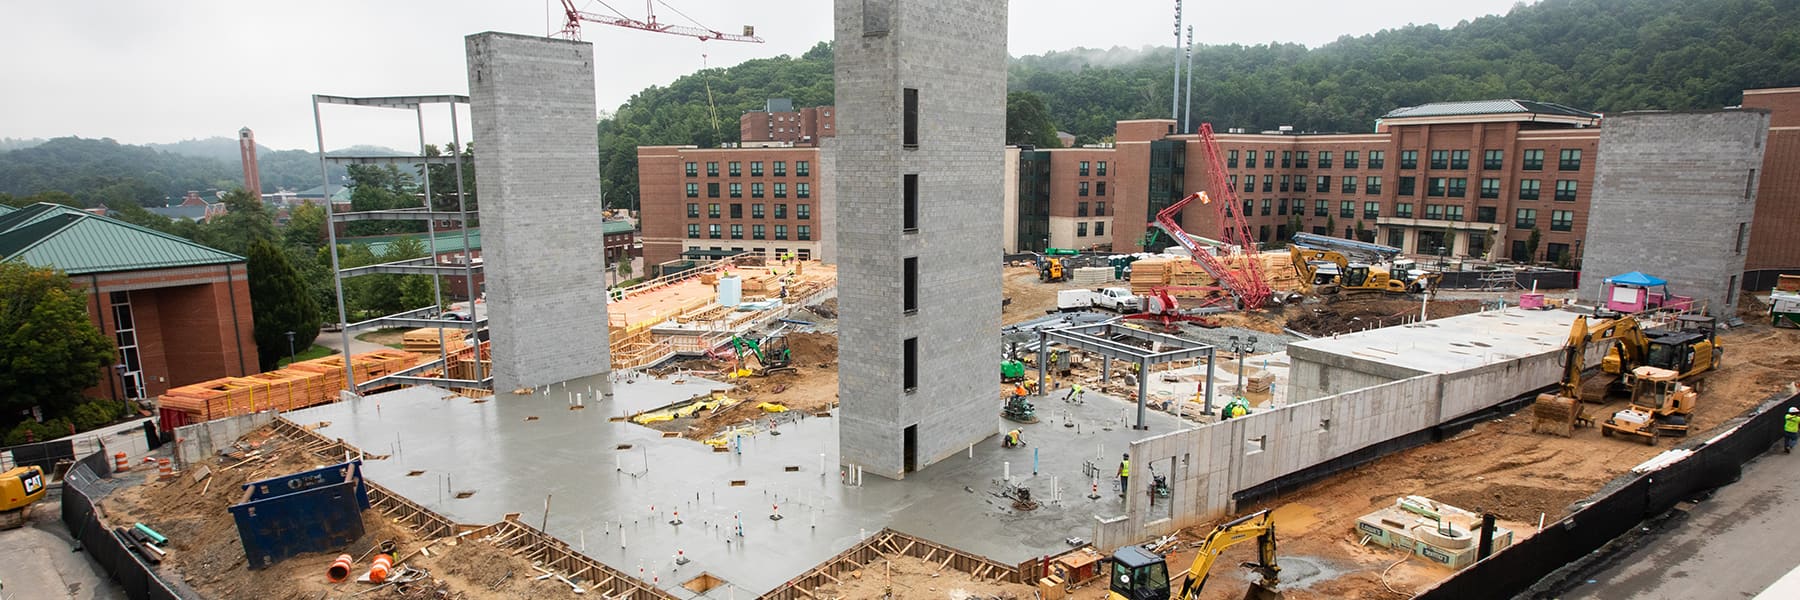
[{"left": 1057, "top": 287, "right": 1143, "bottom": 313}]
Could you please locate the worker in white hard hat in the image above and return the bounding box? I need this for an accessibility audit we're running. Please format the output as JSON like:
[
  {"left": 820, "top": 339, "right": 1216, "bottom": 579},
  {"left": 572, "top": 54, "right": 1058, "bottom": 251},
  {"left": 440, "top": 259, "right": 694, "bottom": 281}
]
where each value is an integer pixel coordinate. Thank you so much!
[{"left": 1785, "top": 407, "right": 1800, "bottom": 454}]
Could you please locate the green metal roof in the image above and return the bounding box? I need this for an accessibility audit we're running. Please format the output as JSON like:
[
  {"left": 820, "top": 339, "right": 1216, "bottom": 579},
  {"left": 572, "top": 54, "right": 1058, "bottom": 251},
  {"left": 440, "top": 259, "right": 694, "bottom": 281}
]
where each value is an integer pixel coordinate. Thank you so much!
[
  {"left": 356, "top": 229, "right": 483, "bottom": 257},
  {"left": 0, "top": 205, "right": 15, "bottom": 216},
  {"left": 603, "top": 220, "right": 635, "bottom": 235},
  {"left": 0, "top": 203, "right": 243, "bottom": 275}
]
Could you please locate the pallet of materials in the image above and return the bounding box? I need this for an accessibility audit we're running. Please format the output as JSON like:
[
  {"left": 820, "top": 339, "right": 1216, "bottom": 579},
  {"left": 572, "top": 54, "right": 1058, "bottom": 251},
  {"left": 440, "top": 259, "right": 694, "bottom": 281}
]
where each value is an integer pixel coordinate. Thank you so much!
[
  {"left": 1070, "top": 266, "right": 1113, "bottom": 285},
  {"left": 157, "top": 350, "right": 424, "bottom": 427},
  {"left": 402, "top": 328, "right": 471, "bottom": 354}
]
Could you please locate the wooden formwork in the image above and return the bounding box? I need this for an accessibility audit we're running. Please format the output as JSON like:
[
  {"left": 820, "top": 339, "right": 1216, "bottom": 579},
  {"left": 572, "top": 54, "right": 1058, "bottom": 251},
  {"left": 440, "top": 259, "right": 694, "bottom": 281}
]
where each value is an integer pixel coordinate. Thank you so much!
[{"left": 759, "top": 529, "right": 1031, "bottom": 599}]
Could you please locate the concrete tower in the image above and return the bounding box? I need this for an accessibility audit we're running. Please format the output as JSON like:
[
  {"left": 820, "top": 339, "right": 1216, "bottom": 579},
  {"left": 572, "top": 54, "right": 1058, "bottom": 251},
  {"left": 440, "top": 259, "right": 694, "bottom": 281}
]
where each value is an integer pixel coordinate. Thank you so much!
[
  {"left": 465, "top": 32, "right": 614, "bottom": 394},
  {"left": 238, "top": 127, "right": 261, "bottom": 196},
  {"left": 1578, "top": 109, "right": 1770, "bottom": 317},
  {"left": 834, "top": 0, "right": 1007, "bottom": 479}
]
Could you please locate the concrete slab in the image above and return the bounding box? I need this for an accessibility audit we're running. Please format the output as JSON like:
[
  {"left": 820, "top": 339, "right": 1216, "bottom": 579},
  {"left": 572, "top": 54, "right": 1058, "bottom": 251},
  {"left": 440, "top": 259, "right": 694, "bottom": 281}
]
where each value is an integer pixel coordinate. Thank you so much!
[
  {"left": 289, "top": 374, "right": 1185, "bottom": 596},
  {"left": 1290, "top": 307, "right": 1580, "bottom": 377}
]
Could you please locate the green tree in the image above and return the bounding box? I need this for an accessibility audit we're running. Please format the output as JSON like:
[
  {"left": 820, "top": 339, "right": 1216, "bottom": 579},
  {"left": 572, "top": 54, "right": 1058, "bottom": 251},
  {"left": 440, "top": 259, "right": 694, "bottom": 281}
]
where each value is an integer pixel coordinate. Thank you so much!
[
  {"left": 246, "top": 239, "right": 322, "bottom": 371},
  {"left": 1526, "top": 226, "right": 1543, "bottom": 263},
  {"left": 202, "top": 189, "right": 276, "bottom": 255},
  {"left": 0, "top": 263, "right": 115, "bottom": 419},
  {"left": 1006, "top": 91, "right": 1063, "bottom": 148},
  {"left": 1325, "top": 215, "right": 1337, "bottom": 238},
  {"left": 345, "top": 165, "right": 421, "bottom": 236},
  {"left": 284, "top": 203, "right": 327, "bottom": 250}
]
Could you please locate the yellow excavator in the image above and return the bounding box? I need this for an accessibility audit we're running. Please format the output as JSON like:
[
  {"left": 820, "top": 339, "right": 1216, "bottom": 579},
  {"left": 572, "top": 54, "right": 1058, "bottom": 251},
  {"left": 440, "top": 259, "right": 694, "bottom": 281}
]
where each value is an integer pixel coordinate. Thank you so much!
[
  {"left": 1532, "top": 314, "right": 1720, "bottom": 436},
  {"left": 1288, "top": 246, "right": 1437, "bottom": 295},
  {"left": 1108, "top": 509, "right": 1281, "bottom": 600},
  {"left": 0, "top": 465, "right": 46, "bottom": 529}
]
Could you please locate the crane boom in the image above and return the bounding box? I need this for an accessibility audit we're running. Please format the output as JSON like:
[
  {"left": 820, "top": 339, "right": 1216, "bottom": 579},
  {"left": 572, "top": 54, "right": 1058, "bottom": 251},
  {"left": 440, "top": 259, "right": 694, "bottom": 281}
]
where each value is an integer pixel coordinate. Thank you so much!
[
  {"left": 1196, "top": 123, "right": 1272, "bottom": 308},
  {"left": 559, "top": 0, "right": 765, "bottom": 43},
  {"left": 1152, "top": 192, "right": 1263, "bottom": 309}
]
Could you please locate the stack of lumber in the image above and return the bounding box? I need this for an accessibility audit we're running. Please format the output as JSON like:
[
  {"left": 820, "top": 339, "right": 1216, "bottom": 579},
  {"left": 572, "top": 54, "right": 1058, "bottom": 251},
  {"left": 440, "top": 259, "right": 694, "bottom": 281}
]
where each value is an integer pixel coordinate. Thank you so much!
[
  {"left": 158, "top": 350, "right": 425, "bottom": 423},
  {"left": 402, "top": 327, "right": 471, "bottom": 355},
  {"left": 1128, "top": 259, "right": 1173, "bottom": 294},
  {"left": 1070, "top": 266, "right": 1112, "bottom": 285}
]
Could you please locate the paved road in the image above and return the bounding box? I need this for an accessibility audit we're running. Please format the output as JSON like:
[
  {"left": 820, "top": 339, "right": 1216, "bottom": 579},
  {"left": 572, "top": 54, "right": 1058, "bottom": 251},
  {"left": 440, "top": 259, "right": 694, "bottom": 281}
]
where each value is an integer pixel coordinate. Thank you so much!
[
  {"left": 0, "top": 495, "right": 125, "bottom": 600},
  {"left": 1566, "top": 444, "right": 1800, "bottom": 599}
]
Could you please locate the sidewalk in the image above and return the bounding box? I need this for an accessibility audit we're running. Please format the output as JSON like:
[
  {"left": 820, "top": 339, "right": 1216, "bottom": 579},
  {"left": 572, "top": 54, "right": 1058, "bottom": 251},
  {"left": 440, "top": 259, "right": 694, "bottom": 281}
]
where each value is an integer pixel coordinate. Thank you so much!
[{"left": 0, "top": 494, "right": 125, "bottom": 600}]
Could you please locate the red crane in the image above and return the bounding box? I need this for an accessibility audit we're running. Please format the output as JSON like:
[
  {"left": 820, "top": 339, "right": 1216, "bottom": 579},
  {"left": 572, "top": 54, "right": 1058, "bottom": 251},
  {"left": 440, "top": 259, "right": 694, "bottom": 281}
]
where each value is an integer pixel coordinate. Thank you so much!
[
  {"left": 1150, "top": 191, "right": 1269, "bottom": 310},
  {"left": 558, "top": 0, "right": 765, "bottom": 43}
]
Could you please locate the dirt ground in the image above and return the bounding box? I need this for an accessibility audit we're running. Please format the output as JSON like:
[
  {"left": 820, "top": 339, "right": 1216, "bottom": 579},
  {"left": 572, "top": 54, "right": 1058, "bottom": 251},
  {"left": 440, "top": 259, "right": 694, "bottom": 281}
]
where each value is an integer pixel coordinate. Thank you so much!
[
  {"left": 1066, "top": 321, "right": 1800, "bottom": 600},
  {"left": 99, "top": 426, "right": 584, "bottom": 600},
  {"left": 1003, "top": 265, "right": 1098, "bottom": 325},
  {"left": 809, "top": 555, "right": 1037, "bottom": 600},
  {"left": 1284, "top": 297, "right": 1485, "bottom": 337},
  {"left": 650, "top": 331, "right": 840, "bottom": 442}
]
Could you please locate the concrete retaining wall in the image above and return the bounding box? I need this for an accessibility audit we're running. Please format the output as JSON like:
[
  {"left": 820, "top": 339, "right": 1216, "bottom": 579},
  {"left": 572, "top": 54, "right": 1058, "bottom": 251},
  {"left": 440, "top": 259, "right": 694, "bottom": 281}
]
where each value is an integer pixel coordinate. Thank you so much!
[{"left": 172, "top": 411, "right": 276, "bottom": 466}]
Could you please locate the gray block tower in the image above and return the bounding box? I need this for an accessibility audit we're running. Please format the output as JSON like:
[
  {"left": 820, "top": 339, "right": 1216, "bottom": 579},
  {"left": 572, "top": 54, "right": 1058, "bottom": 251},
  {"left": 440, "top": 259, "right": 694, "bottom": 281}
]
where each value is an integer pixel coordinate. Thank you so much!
[
  {"left": 1578, "top": 110, "right": 1770, "bottom": 317},
  {"left": 466, "top": 32, "right": 614, "bottom": 393},
  {"left": 834, "top": 0, "right": 1007, "bottom": 479}
]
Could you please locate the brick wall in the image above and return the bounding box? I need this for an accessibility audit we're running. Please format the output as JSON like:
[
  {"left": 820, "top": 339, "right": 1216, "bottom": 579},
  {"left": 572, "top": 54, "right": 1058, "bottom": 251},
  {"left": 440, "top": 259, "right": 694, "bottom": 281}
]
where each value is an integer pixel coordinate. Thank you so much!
[{"left": 1742, "top": 87, "right": 1800, "bottom": 276}]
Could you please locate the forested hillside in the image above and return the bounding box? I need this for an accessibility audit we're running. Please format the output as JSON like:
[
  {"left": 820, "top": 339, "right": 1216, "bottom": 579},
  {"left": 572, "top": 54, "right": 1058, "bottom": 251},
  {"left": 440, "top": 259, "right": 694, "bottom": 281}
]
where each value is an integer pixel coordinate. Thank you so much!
[
  {"left": 593, "top": 0, "right": 1800, "bottom": 205},
  {"left": 0, "top": 137, "right": 370, "bottom": 207}
]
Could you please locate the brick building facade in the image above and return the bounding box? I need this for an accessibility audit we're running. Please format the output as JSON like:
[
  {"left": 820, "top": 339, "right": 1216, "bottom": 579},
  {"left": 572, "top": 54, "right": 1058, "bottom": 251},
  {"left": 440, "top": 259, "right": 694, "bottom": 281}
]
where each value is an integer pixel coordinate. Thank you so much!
[
  {"left": 637, "top": 145, "right": 824, "bottom": 270},
  {"left": 1741, "top": 87, "right": 1800, "bottom": 288},
  {"left": 739, "top": 98, "right": 836, "bottom": 145}
]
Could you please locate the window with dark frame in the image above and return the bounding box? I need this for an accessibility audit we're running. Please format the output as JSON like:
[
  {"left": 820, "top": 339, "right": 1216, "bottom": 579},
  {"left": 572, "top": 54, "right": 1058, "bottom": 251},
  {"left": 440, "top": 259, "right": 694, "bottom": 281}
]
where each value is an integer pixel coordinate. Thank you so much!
[
  {"left": 903, "top": 337, "right": 918, "bottom": 392},
  {"left": 903, "top": 256, "right": 918, "bottom": 313},
  {"left": 902, "top": 88, "right": 919, "bottom": 148},
  {"left": 903, "top": 173, "right": 919, "bottom": 232}
]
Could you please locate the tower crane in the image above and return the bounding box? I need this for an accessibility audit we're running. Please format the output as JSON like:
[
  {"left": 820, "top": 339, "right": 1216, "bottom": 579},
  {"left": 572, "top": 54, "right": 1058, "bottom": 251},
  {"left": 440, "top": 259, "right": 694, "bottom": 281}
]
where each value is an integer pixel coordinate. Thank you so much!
[{"left": 557, "top": 0, "right": 765, "bottom": 43}]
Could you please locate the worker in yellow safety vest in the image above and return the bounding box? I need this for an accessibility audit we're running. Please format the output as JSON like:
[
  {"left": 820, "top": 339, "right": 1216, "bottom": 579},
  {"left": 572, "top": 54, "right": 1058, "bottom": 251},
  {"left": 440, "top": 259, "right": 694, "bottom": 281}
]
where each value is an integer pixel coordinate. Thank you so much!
[
  {"left": 1785, "top": 407, "right": 1799, "bottom": 454},
  {"left": 1118, "top": 454, "right": 1130, "bottom": 498},
  {"left": 1065, "top": 383, "right": 1085, "bottom": 404},
  {"left": 1004, "top": 429, "right": 1024, "bottom": 448}
]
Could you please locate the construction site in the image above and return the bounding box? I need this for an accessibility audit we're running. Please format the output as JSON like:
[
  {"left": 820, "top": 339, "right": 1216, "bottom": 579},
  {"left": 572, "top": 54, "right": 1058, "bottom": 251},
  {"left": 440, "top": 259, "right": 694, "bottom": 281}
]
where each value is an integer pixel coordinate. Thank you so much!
[{"left": 37, "top": 2, "right": 1800, "bottom": 600}]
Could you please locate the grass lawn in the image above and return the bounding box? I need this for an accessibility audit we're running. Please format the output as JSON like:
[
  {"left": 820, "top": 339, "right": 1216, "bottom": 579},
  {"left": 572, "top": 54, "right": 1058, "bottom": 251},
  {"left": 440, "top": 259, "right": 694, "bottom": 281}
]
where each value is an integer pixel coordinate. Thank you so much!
[
  {"left": 276, "top": 344, "right": 337, "bottom": 367},
  {"left": 356, "top": 327, "right": 410, "bottom": 349}
]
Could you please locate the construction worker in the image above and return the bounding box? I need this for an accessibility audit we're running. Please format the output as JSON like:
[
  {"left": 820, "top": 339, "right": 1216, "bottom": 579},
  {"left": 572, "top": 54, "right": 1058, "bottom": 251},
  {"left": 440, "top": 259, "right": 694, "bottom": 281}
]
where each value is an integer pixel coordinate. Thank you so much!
[
  {"left": 1221, "top": 397, "right": 1250, "bottom": 420},
  {"left": 1785, "top": 407, "right": 1800, "bottom": 454},
  {"left": 1013, "top": 382, "right": 1030, "bottom": 398},
  {"left": 1003, "top": 429, "right": 1024, "bottom": 448},
  {"left": 1065, "top": 383, "right": 1085, "bottom": 404},
  {"left": 1118, "top": 453, "right": 1131, "bottom": 498}
]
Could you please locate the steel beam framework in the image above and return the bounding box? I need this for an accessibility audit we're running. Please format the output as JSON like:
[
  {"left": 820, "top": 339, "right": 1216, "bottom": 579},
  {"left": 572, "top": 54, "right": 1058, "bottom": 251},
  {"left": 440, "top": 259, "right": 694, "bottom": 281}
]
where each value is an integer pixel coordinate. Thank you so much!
[{"left": 1036, "top": 320, "right": 1217, "bottom": 430}]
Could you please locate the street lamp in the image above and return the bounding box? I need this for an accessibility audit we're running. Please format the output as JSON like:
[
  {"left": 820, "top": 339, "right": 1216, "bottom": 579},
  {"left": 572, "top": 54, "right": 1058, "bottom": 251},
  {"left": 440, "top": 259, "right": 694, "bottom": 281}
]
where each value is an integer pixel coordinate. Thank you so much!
[
  {"left": 113, "top": 363, "right": 129, "bottom": 401},
  {"left": 285, "top": 330, "right": 297, "bottom": 364},
  {"left": 1227, "top": 334, "right": 1257, "bottom": 400},
  {"left": 1437, "top": 245, "right": 1447, "bottom": 272}
]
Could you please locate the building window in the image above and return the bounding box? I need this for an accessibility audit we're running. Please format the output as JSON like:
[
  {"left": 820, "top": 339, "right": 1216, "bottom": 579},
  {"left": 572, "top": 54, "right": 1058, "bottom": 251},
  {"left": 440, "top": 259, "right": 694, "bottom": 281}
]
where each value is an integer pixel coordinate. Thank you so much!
[
  {"left": 1292, "top": 198, "right": 1305, "bottom": 215},
  {"left": 1559, "top": 149, "right": 1582, "bottom": 171},
  {"left": 1097, "top": 181, "right": 1107, "bottom": 196},
  {"left": 775, "top": 203, "right": 787, "bottom": 219},
  {"left": 753, "top": 224, "right": 766, "bottom": 239},
  {"left": 1094, "top": 221, "right": 1105, "bottom": 236},
  {"left": 1344, "top": 151, "right": 1359, "bottom": 169},
  {"left": 1401, "top": 150, "right": 1419, "bottom": 170},
  {"left": 903, "top": 256, "right": 918, "bottom": 313},
  {"left": 1315, "top": 176, "right": 1329, "bottom": 193},
  {"left": 686, "top": 183, "right": 700, "bottom": 198},
  {"left": 1477, "top": 206, "right": 1497, "bottom": 223},
  {"left": 729, "top": 161, "right": 741, "bottom": 176},
  {"left": 1245, "top": 150, "right": 1258, "bottom": 168},
  {"left": 1095, "top": 201, "right": 1107, "bottom": 216},
  {"left": 1515, "top": 208, "right": 1537, "bottom": 229},
  {"left": 903, "top": 88, "right": 919, "bottom": 148},
  {"left": 1398, "top": 176, "right": 1415, "bottom": 196},
  {"left": 1314, "top": 200, "right": 1328, "bottom": 217},
  {"left": 752, "top": 183, "right": 765, "bottom": 198},
  {"left": 1397, "top": 203, "right": 1413, "bottom": 218},
  {"left": 797, "top": 203, "right": 811, "bottom": 219},
  {"left": 708, "top": 203, "right": 721, "bottom": 218},
  {"left": 1550, "top": 210, "right": 1573, "bottom": 232},
  {"left": 1446, "top": 205, "right": 1464, "bottom": 221},
  {"left": 1737, "top": 222, "right": 1749, "bottom": 254},
  {"left": 1261, "top": 198, "right": 1271, "bottom": 216},
  {"left": 1263, "top": 152, "right": 1274, "bottom": 169},
  {"left": 1278, "top": 199, "right": 1288, "bottom": 216},
  {"left": 1519, "top": 179, "right": 1541, "bottom": 200},
  {"left": 1262, "top": 175, "right": 1273, "bottom": 193},
  {"left": 1522, "top": 149, "right": 1544, "bottom": 171},
  {"left": 1429, "top": 150, "right": 1447, "bottom": 169},
  {"left": 1389, "top": 228, "right": 1406, "bottom": 249},
  {"left": 1340, "top": 201, "right": 1355, "bottom": 218},
  {"left": 731, "top": 224, "right": 743, "bottom": 239},
  {"left": 797, "top": 183, "right": 811, "bottom": 198},
  {"left": 1428, "top": 178, "right": 1446, "bottom": 197},
  {"left": 685, "top": 162, "right": 698, "bottom": 177},
  {"left": 729, "top": 183, "right": 742, "bottom": 198},
  {"left": 1555, "top": 180, "right": 1578, "bottom": 201},
  {"left": 1450, "top": 150, "right": 1469, "bottom": 170},
  {"left": 730, "top": 203, "right": 743, "bottom": 218},
  {"left": 774, "top": 183, "right": 787, "bottom": 198},
  {"left": 707, "top": 183, "right": 720, "bottom": 198},
  {"left": 1098, "top": 161, "right": 1108, "bottom": 176},
  {"left": 1368, "top": 150, "right": 1385, "bottom": 169},
  {"left": 903, "top": 173, "right": 919, "bottom": 233},
  {"left": 707, "top": 161, "right": 719, "bottom": 176},
  {"left": 1280, "top": 175, "right": 1290, "bottom": 193},
  {"left": 903, "top": 337, "right": 918, "bottom": 392},
  {"left": 687, "top": 203, "right": 700, "bottom": 218},
  {"left": 1547, "top": 242, "right": 1570, "bottom": 264},
  {"left": 775, "top": 224, "right": 787, "bottom": 240},
  {"left": 1483, "top": 150, "right": 1503, "bottom": 170},
  {"left": 687, "top": 224, "right": 700, "bottom": 238},
  {"left": 751, "top": 161, "right": 763, "bottom": 176},
  {"left": 1281, "top": 151, "right": 1293, "bottom": 169},
  {"left": 1296, "top": 151, "right": 1310, "bottom": 169},
  {"left": 1480, "top": 178, "right": 1500, "bottom": 199},
  {"left": 1448, "top": 178, "right": 1467, "bottom": 198},
  {"left": 774, "top": 161, "right": 787, "bottom": 176},
  {"left": 797, "top": 160, "right": 810, "bottom": 176},
  {"left": 1340, "top": 176, "right": 1356, "bottom": 194},
  {"left": 1227, "top": 150, "right": 1239, "bottom": 168},
  {"left": 1366, "top": 176, "right": 1383, "bottom": 195},
  {"left": 1079, "top": 161, "right": 1090, "bottom": 176},
  {"left": 1364, "top": 202, "right": 1380, "bottom": 219},
  {"left": 1077, "top": 222, "right": 1089, "bottom": 237},
  {"left": 1424, "top": 204, "right": 1444, "bottom": 220},
  {"left": 1318, "top": 151, "right": 1333, "bottom": 169},
  {"left": 1079, "top": 181, "right": 1090, "bottom": 197},
  {"left": 1077, "top": 201, "right": 1089, "bottom": 217},
  {"left": 708, "top": 224, "right": 722, "bottom": 238},
  {"left": 1242, "top": 199, "right": 1253, "bottom": 218},
  {"left": 797, "top": 225, "right": 811, "bottom": 240}
]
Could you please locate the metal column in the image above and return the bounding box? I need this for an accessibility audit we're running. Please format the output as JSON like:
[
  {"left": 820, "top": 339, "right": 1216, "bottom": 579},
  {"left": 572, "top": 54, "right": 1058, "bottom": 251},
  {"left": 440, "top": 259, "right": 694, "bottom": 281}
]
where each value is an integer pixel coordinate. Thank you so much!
[
  {"left": 1135, "top": 357, "right": 1150, "bottom": 430},
  {"left": 313, "top": 97, "right": 355, "bottom": 393},
  {"left": 1036, "top": 329, "right": 1049, "bottom": 394},
  {"left": 1203, "top": 347, "right": 1216, "bottom": 415}
]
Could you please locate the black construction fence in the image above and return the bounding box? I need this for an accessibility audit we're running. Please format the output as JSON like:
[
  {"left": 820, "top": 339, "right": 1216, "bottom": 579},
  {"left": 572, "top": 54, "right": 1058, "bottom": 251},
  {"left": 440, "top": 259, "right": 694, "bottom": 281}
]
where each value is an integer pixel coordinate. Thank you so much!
[
  {"left": 1435, "top": 267, "right": 1579, "bottom": 290},
  {"left": 1418, "top": 389, "right": 1800, "bottom": 599},
  {"left": 3, "top": 438, "right": 75, "bottom": 474},
  {"left": 61, "top": 448, "right": 187, "bottom": 600}
]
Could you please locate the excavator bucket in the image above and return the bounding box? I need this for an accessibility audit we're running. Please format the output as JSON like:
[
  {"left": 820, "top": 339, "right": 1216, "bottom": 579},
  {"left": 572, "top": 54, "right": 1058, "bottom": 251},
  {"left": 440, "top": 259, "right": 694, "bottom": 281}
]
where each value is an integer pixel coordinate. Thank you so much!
[
  {"left": 1243, "top": 581, "right": 1284, "bottom": 600},
  {"left": 1531, "top": 393, "right": 1584, "bottom": 436}
]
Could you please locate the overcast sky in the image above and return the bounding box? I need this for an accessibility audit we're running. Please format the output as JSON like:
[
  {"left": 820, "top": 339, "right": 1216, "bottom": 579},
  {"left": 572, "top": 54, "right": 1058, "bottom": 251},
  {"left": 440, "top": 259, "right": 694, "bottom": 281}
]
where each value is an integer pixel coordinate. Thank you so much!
[{"left": 1, "top": 0, "right": 1529, "bottom": 152}]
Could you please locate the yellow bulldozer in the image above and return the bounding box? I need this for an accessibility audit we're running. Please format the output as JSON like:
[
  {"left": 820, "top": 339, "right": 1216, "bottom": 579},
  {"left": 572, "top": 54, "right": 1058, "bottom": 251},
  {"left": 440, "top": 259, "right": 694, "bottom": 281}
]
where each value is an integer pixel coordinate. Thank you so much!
[
  {"left": 1532, "top": 314, "right": 1720, "bottom": 436},
  {"left": 1600, "top": 366, "right": 1698, "bottom": 444}
]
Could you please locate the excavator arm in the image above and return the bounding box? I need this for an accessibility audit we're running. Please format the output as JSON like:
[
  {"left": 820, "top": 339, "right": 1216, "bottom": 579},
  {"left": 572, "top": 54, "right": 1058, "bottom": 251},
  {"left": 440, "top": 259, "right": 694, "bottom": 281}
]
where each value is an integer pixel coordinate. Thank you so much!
[
  {"left": 1287, "top": 246, "right": 1349, "bottom": 293},
  {"left": 1174, "top": 510, "right": 1281, "bottom": 599}
]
